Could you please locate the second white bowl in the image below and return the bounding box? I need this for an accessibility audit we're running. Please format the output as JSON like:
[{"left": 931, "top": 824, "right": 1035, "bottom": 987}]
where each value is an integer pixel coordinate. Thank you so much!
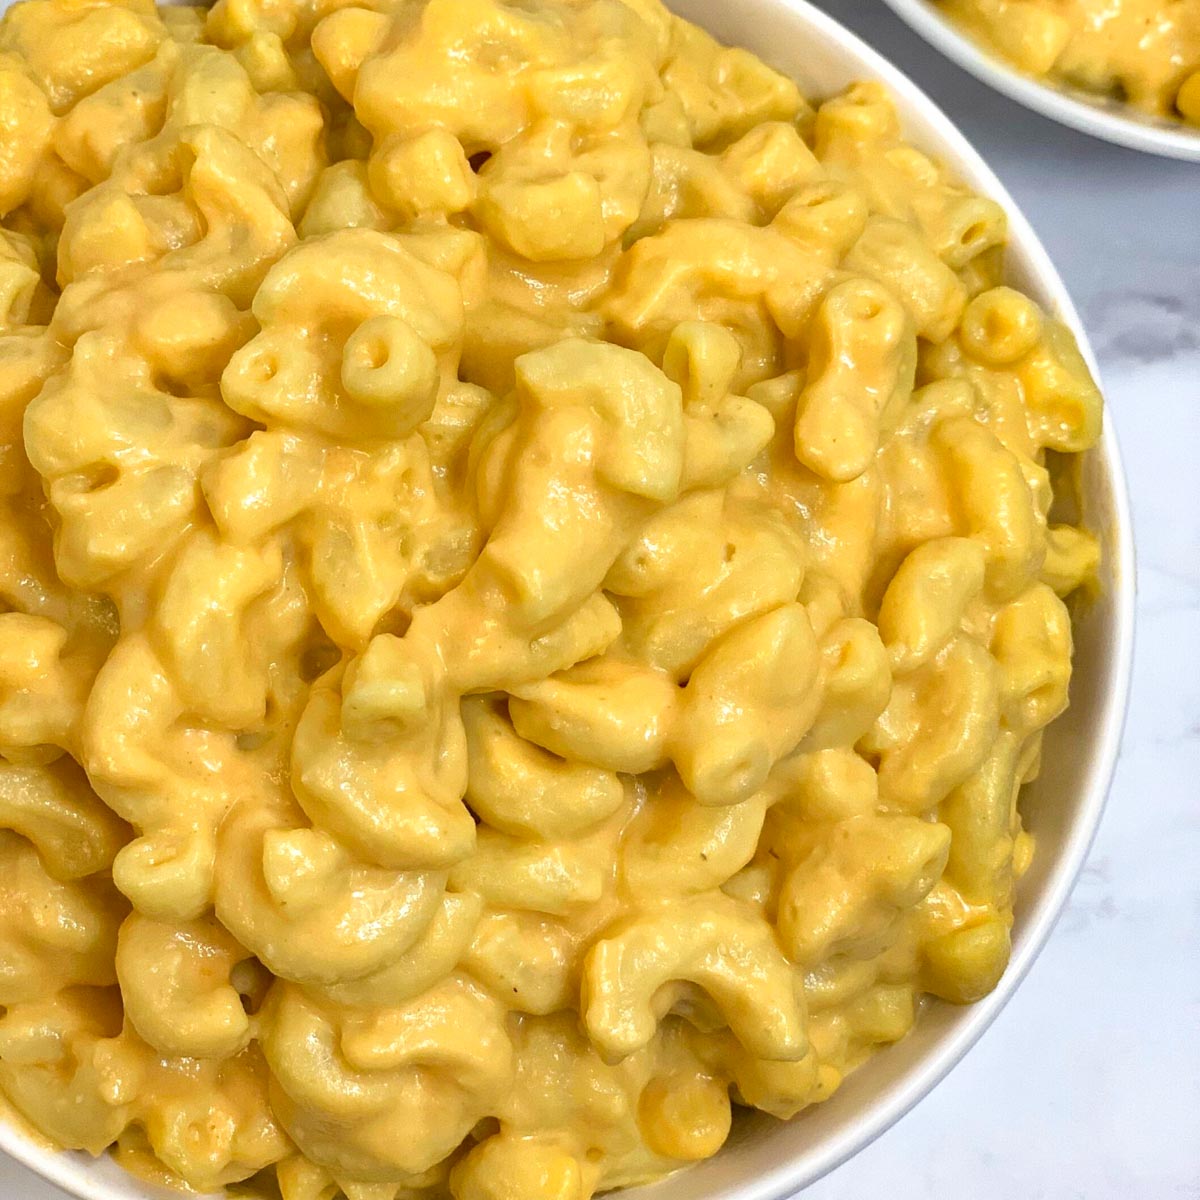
[{"left": 878, "top": 0, "right": 1200, "bottom": 161}]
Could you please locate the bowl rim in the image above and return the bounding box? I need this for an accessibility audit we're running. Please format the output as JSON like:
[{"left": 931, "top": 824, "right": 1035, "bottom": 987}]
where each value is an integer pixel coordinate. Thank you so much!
[
  {"left": 0, "top": 0, "right": 1136, "bottom": 1196},
  {"left": 877, "top": 0, "right": 1200, "bottom": 161}
]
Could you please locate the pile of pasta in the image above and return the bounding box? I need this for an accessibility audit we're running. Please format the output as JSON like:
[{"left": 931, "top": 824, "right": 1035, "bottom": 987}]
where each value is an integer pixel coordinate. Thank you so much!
[{"left": 0, "top": 0, "right": 1102, "bottom": 1196}]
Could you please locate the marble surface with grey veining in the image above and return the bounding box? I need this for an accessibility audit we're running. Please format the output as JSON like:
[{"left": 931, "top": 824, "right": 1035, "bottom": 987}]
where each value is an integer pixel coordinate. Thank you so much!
[{"left": 2, "top": 1, "right": 1198, "bottom": 1197}]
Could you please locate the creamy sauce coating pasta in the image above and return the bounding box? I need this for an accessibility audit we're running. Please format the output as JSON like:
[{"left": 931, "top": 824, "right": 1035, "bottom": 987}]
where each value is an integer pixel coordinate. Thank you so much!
[{"left": 0, "top": 0, "right": 1102, "bottom": 1195}]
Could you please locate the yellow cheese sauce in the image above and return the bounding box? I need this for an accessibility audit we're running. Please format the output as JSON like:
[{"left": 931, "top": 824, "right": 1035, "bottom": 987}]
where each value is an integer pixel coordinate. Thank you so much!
[{"left": 0, "top": 0, "right": 1102, "bottom": 1196}]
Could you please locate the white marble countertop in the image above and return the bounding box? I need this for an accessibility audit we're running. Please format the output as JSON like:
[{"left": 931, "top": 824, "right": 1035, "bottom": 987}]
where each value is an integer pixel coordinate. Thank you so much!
[{"left": 3, "top": 2, "right": 1198, "bottom": 1198}]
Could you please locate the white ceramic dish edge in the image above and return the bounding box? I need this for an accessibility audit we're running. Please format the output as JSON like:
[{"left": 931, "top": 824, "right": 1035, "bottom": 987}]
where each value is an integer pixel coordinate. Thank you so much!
[
  {"left": 0, "top": 0, "right": 1136, "bottom": 1196},
  {"left": 878, "top": 0, "right": 1200, "bottom": 161}
]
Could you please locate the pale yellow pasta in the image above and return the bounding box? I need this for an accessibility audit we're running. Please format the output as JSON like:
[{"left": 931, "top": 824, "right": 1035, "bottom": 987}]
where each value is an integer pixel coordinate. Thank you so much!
[
  {"left": 938, "top": 0, "right": 1200, "bottom": 125},
  {"left": 0, "top": 0, "right": 1102, "bottom": 1196}
]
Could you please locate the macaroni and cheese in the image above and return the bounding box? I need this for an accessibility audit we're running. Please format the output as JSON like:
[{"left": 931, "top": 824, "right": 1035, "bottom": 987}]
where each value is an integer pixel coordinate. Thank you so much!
[
  {"left": 938, "top": 0, "right": 1200, "bottom": 124},
  {"left": 0, "top": 0, "right": 1103, "bottom": 1196}
]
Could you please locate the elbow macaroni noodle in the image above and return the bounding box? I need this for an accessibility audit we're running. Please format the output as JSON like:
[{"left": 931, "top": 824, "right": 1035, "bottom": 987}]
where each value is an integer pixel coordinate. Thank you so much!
[
  {"left": 937, "top": 0, "right": 1200, "bottom": 125},
  {"left": 0, "top": 0, "right": 1103, "bottom": 1195}
]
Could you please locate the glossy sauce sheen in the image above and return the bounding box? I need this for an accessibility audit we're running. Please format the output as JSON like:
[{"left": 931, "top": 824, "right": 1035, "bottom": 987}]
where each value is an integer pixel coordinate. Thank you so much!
[{"left": 0, "top": 0, "right": 1102, "bottom": 1196}]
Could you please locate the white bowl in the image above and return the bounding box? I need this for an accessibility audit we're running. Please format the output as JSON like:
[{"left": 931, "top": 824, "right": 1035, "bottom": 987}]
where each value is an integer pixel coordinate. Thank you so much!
[
  {"left": 0, "top": 0, "right": 1135, "bottom": 1196},
  {"left": 878, "top": 0, "right": 1200, "bottom": 160}
]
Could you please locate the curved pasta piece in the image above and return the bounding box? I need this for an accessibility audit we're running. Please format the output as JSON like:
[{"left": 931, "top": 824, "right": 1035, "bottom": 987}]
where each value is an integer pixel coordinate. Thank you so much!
[
  {"left": 934, "top": 416, "right": 1042, "bottom": 600},
  {"left": 841, "top": 216, "right": 967, "bottom": 343},
  {"left": 1016, "top": 321, "right": 1103, "bottom": 455},
  {"left": 321, "top": 890, "right": 482, "bottom": 1010},
  {"left": 621, "top": 777, "right": 766, "bottom": 897},
  {"left": 800, "top": 617, "right": 891, "bottom": 751},
  {"left": 939, "top": 731, "right": 1022, "bottom": 911},
  {"left": 291, "top": 650, "right": 474, "bottom": 872},
  {"left": 472, "top": 126, "right": 649, "bottom": 263},
  {"left": 776, "top": 456, "right": 884, "bottom": 606},
  {"left": 582, "top": 893, "right": 807, "bottom": 1062},
  {"left": 0, "top": 612, "right": 91, "bottom": 760},
  {"left": 28, "top": 284, "right": 256, "bottom": 590},
  {"left": 461, "top": 910, "right": 576, "bottom": 1016},
  {"left": 221, "top": 228, "right": 463, "bottom": 441},
  {"left": 214, "top": 803, "right": 446, "bottom": 986},
  {"left": 604, "top": 490, "right": 728, "bottom": 601},
  {"left": 959, "top": 286, "right": 1043, "bottom": 367},
  {"left": 0, "top": 990, "right": 131, "bottom": 1155},
  {"left": 772, "top": 178, "right": 869, "bottom": 262},
  {"left": 793, "top": 278, "right": 915, "bottom": 483},
  {"left": 448, "top": 591, "right": 626, "bottom": 697},
  {"left": 634, "top": 143, "right": 759, "bottom": 240},
  {"left": 603, "top": 218, "right": 835, "bottom": 377},
  {"left": 719, "top": 121, "right": 821, "bottom": 216},
  {"left": 308, "top": 6, "right": 389, "bottom": 100},
  {"left": 681, "top": 392, "right": 775, "bottom": 492},
  {"left": 508, "top": 659, "right": 680, "bottom": 776},
  {"left": 200, "top": 429, "right": 323, "bottom": 543},
  {"left": 922, "top": 190, "right": 1007, "bottom": 272},
  {"left": 125, "top": 1042, "right": 290, "bottom": 1190},
  {"left": 0, "top": 757, "right": 128, "bottom": 880},
  {"left": 298, "top": 157, "right": 390, "bottom": 237},
  {"left": 116, "top": 912, "right": 252, "bottom": 1060},
  {"left": 775, "top": 814, "right": 951, "bottom": 966},
  {"left": 149, "top": 530, "right": 283, "bottom": 727},
  {"left": 636, "top": 1069, "right": 733, "bottom": 1162},
  {"left": 50, "top": 52, "right": 172, "bottom": 185},
  {"left": 55, "top": 121, "right": 295, "bottom": 293},
  {"left": 368, "top": 127, "right": 477, "bottom": 222},
  {"left": 672, "top": 603, "right": 822, "bottom": 805},
  {"left": 662, "top": 17, "right": 802, "bottom": 147},
  {"left": 991, "top": 583, "right": 1072, "bottom": 735},
  {"left": 694, "top": 1028, "right": 827, "bottom": 1120},
  {"left": 342, "top": 340, "right": 683, "bottom": 715},
  {"left": 866, "top": 635, "right": 1001, "bottom": 813},
  {"left": 878, "top": 537, "right": 987, "bottom": 673},
  {"left": 921, "top": 912, "right": 1011, "bottom": 1005},
  {"left": 339, "top": 979, "right": 508, "bottom": 1080},
  {"left": 0, "top": 54, "right": 55, "bottom": 216},
  {"left": 662, "top": 321, "right": 775, "bottom": 491},
  {"left": 204, "top": 423, "right": 464, "bottom": 649},
  {"left": 768, "top": 746, "right": 879, "bottom": 823},
  {"left": 0, "top": 831, "right": 123, "bottom": 1005},
  {"left": 262, "top": 977, "right": 512, "bottom": 1178},
  {"left": 479, "top": 339, "right": 685, "bottom": 612},
  {"left": 0, "top": 0, "right": 165, "bottom": 113},
  {"left": 452, "top": 1133, "right": 592, "bottom": 1200},
  {"left": 449, "top": 808, "right": 626, "bottom": 917},
  {"left": 606, "top": 492, "right": 808, "bottom": 679},
  {"left": 894, "top": 378, "right": 976, "bottom": 436},
  {"left": 80, "top": 635, "right": 269, "bottom": 920},
  {"left": 1041, "top": 522, "right": 1100, "bottom": 597},
  {"left": 463, "top": 697, "right": 624, "bottom": 839}
]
